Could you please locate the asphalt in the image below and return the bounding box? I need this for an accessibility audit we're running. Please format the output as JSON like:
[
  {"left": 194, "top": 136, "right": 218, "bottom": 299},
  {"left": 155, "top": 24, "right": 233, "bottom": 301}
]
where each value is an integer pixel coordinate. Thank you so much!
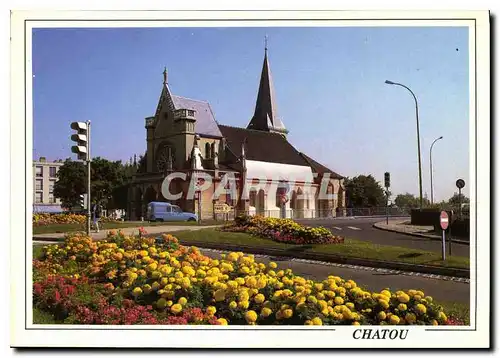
[{"left": 297, "top": 217, "right": 470, "bottom": 257}]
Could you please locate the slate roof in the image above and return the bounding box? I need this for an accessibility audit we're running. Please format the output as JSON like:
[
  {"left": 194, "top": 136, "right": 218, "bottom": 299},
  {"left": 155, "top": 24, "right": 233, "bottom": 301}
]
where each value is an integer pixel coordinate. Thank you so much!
[
  {"left": 171, "top": 95, "right": 223, "bottom": 138},
  {"left": 299, "top": 153, "right": 343, "bottom": 179},
  {"left": 247, "top": 51, "right": 287, "bottom": 133},
  {"left": 218, "top": 125, "right": 308, "bottom": 167}
]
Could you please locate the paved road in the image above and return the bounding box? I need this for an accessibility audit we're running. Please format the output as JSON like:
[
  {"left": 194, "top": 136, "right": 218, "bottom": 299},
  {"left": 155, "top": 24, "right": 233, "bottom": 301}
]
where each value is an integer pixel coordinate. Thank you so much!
[
  {"left": 198, "top": 248, "right": 470, "bottom": 304},
  {"left": 296, "top": 217, "right": 470, "bottom": 257}
]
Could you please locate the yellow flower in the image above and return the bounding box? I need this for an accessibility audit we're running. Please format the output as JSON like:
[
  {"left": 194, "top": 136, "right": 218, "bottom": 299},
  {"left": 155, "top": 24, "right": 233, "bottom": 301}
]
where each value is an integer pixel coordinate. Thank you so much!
[
  {"left": 260, "top": 307, "right": 272, "bottom": 317},
  {"left": 238, "top": 300, "right": 250, "bottom": 310},
  {"left": 311, "top": 317, "right": 323, "bottom": 325},
  {"left": 229, "top": 301, "right": 238, "bottom": 309},
  {"left": 307, "top": 296, "right": 318, "bottom": 304},
  {"left": 381, "top": 289, "right": 391, "bottom": 298},
  {"left": 178, "top": 297, "right": 188, "bottom": 306},
  {"left": 245, "top": 310, "right": 258, "bottom": 323},
  {"left": 438, "top": 312, "right": 447, "bottom": 322},
  {"left": 269, "top": 262, "right": 277, "bottom": 269},
  {"left": 397, "top": 303, "right": 407, "bottom": 311},
  {"left": 304, "top": 320, "right": 313, "bottom": 325},
  {"left": 131, "top": 287, "right": 142, "bottom": 297},
  {"left": 352, "top": 321, "right": 360, "bottom": 326},
  {"left": 377, "top": 311, "right": 387, "bottom": 321},
  {"left": 217, "top": 318, "right": 228, "bottom": 325},
  {"left": 415, "top": 304, "right": 427, "bottom": 314},
  {"left": 389, "top": 315, "right": 400, "bottom": 325},
  {"left": 425, "top": 296, "right": 433, "bottom": 303},
  {"left": 378, "top": 299, "right": 390, "bottom": 309},
  {"left": 171, "top": 304, "right": 183, "bottom": 314},
  {"left": 334, "top": 297, "right": 344, "bottom": 305},
  {"left": 431, "top": 319, "right": 439, "bottom": 326},
  {"left": 397, "top": 293, "right": 410, "bottom": 303},
  {"left": 206, "top": 306, "right": 217, "bottom": 316},
  {"left": 282, "top": 309, "right": 293, "bottom": 319},
  {"left": 254, "top": 293, "right": 265, "bottom": 304}
]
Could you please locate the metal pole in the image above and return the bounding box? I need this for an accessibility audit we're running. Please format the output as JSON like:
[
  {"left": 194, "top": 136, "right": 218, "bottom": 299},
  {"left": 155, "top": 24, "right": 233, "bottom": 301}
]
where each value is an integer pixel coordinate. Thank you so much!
[
  {"left": 86, "top": 120, "right": 91, "bottom": 235},
  {"left": 385, "top": 81, "right": 423, "bottom": 209},
  {"left": 430, "top": 136, "right": 443, "bottom": 205},
  {"left": 441, "top": 229, "right": 446, "bottom": 261},
  {"left": 386, "top": 190, "right": 389, "bottom": 225},
  {"left": 448, "top": 228, "right": 452, "bottom": 256},
  {"left": 458, "top": 188, "right": 462, "bottom": 220}
]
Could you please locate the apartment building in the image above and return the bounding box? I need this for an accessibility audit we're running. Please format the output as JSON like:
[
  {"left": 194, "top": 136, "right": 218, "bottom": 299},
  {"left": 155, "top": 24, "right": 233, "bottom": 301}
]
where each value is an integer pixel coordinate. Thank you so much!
[{"left": 33, "top": 157, "right": 64, "bottom": 205}]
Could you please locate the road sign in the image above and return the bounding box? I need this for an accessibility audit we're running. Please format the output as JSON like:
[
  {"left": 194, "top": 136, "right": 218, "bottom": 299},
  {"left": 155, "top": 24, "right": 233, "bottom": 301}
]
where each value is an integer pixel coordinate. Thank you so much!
[
  {"left": 440, "top": 211, "right": 449, "bottom": 230},
  {"left": 456, "top": 179, "right": 465, "bottom": 189}
]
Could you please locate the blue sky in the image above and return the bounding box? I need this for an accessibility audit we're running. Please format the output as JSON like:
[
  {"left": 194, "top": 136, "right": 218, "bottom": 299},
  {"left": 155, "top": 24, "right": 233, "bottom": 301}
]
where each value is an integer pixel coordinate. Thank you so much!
[{"left": 32, "top": 26, "right": 469, "bottom": 202}]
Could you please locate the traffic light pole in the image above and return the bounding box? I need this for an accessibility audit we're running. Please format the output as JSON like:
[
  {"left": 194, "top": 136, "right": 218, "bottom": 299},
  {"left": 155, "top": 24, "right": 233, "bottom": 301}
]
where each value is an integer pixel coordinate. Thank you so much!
[{"left": 86, "top": 120, "right": 91, "bottom": 235}]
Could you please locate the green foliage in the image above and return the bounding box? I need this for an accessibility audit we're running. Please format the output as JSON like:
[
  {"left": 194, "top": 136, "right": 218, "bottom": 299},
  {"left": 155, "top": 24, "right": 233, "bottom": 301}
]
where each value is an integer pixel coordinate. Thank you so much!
[
  {"left": 448, "top": 193, "right": 470, "bottom": 206},
  {"left": 54, "top": 157, "right": 138, "bottom": 210},
  {"left": 344, "top": 175, "right": 386, "bottom": 208}
]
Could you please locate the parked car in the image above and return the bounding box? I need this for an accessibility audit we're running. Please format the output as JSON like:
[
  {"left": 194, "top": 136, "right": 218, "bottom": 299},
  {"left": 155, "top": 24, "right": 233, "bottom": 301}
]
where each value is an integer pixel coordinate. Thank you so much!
[{"left": 146, "top": 202, "right": 197, "bottom": 222}]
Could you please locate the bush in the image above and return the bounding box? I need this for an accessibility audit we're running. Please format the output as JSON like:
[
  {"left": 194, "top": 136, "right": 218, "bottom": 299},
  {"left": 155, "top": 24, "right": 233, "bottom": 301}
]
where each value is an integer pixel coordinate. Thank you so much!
[
  {"left": 224, "top": 215, "right": 344, "bottom": 245},
  {"left": 31, "top": 230, "right": 461, "bottom": 326}
]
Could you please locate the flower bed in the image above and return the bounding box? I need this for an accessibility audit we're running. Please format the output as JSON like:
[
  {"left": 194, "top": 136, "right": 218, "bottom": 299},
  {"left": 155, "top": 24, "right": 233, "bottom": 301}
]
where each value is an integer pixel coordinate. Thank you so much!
[
  {"left": 33, "top": 213, "right": 116, "bottom": 226},
  {"left": 31, "top": 229, "right": 463, "bottom": 326},
  {"left": 220, "top": 215, "right": 344, "bottom": 245}
]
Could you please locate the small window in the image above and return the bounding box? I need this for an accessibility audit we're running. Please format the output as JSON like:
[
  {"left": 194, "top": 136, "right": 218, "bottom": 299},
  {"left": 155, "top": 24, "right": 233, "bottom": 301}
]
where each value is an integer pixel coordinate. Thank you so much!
[
  {"left": 166, "top": 205, "right": 171, "bottom": 213},
  {"left": 49, "top": 179, "right": 55, "bottom": 193},
  {"left": 205, "top": 143, "right": 211, "bottom": 158},
  {"left": 172, "top": 206, "right": 182, "bottom": 213},
  {"left": 49, "top": 167, "right": 57, "bottom": 178},
  {"left": 210, "top": 143, "right": 215, "bottom": 158},
  {"left": 35, "top": 166, "right": 43, "bottom": 177},
  {"left": 35, "top": 192, "right": 43, "bottom": 203},
  {"left": 48, "top": 193, "right": 55, "bottom": 203},
  {"left": 35, "top": 179, "right": 43, "bottom": 191},
  {"left": 249, "top": 190, "right": 257, "bottom": 207}
]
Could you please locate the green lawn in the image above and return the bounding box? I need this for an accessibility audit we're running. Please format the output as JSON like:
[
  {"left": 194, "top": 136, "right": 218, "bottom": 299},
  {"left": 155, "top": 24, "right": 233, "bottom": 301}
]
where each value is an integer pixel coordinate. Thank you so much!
[
  {"left": 172, "top": 229, "right": 470, "bottom": 269},
  {"left": 32, "top": 220, "right": 223, "bottom": 235}
]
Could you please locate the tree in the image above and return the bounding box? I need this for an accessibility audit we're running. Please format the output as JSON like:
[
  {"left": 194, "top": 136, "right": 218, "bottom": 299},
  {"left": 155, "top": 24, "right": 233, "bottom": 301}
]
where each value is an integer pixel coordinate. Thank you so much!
[
  {"left": 344, "top": 175, "right": 386, "bottom": 208},
  {"left": 54, "top": 157, "right": 136, "bottom": 210},
  {"left": 448, "top": 193, "right": 470, "bottom": 207},
  {"left": 53, "top": 159, "right": 86, "bottom": 209},
  {"left": 394, "top": 192, "right": 431, "bottom": 208}
]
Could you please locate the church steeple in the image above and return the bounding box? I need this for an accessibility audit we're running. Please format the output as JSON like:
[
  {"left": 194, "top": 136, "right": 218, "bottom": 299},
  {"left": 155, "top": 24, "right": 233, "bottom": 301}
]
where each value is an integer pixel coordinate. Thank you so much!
[{"left": 247, "top": 39, "right": 288, "bottom": 134}]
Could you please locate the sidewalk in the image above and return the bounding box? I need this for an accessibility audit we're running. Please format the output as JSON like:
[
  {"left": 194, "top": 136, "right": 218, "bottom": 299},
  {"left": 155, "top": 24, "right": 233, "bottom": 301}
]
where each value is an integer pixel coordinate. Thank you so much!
[
  {"left": 33, "top": 224, "right": 220, "bottom": 241},
  {"left": 373, "top": 220, "right": 469, "bottom": 245}
]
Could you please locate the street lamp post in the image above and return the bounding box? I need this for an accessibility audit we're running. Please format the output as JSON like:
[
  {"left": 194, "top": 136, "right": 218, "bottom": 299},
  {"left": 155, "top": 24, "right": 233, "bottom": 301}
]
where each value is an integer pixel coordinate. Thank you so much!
[
  {"left": 385, "top": 80, "right": 424, "bottom": 209},
  {"left": 430, "top": 136, "right": 443, "bottom": 205}
]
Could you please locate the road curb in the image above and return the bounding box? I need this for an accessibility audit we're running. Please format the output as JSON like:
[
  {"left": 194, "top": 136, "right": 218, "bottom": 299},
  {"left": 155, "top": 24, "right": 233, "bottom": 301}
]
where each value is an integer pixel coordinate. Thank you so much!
[
  {"left": 372, "top": 222, "right": 470, "bottom": 245},
  {"left": 32, "top": 232, "right": 469, "bottom": 279}
]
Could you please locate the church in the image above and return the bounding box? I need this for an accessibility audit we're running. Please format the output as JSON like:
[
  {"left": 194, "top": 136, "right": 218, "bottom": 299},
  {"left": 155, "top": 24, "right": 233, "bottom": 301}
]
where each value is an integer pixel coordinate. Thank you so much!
[{"left": 128, "top": 46, "right": 345, "bottom": 221}]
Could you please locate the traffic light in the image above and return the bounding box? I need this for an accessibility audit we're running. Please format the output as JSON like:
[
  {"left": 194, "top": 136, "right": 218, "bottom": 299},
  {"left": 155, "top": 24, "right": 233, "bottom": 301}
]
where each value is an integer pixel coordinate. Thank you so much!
[
  {"left": 384, "top": 172, "right": 390, "bottom": 188},
  {"left": 79, "top": 194, "right": 88, "bottom": 209},
  {"left": 70, "top": 121, "right": 89, "bottom": 161}
]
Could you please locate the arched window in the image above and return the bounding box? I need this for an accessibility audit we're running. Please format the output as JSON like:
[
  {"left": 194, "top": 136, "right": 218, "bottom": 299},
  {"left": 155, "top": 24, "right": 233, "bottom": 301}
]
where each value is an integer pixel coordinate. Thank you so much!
[
  {"left": 249, "top": 189, "right": 257, "bottom": 207},
  {"left": 211, "top": 143, "right": 216, "bottom": 158},
  {"left": 205, "top": 143, "right": 211, "bottom": 158}
]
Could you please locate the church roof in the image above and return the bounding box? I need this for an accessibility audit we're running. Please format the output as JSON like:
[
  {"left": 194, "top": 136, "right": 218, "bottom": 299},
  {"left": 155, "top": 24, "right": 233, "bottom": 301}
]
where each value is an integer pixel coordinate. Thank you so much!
[
  {"left": 171, "top": 95, "right": 223, "bottom": 138},
  {"left": 218, "top": 125, "right": 307, "bottom": 167},
  {"left": 247, "top": 50, "right": 287, "bottom": 133},
  {"left": 299, "top": 152, "right": 343, "bottom": 179}
]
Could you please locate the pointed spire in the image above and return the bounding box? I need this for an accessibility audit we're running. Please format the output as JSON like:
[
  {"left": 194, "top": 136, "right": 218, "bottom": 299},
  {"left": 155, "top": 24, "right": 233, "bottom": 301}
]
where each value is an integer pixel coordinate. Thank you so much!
[
  {"left": 163, "top": 67, "right": 168, "bottom": 86},
  {"left": 247, "top": 39, "right": 287, "bottom": 134}
]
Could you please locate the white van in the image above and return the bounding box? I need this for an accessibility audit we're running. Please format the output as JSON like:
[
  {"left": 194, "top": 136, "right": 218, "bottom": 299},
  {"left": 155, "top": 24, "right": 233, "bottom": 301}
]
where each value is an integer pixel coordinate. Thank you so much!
[{"left": 146, "top": 202, "right": 198, "bottom": 222}]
